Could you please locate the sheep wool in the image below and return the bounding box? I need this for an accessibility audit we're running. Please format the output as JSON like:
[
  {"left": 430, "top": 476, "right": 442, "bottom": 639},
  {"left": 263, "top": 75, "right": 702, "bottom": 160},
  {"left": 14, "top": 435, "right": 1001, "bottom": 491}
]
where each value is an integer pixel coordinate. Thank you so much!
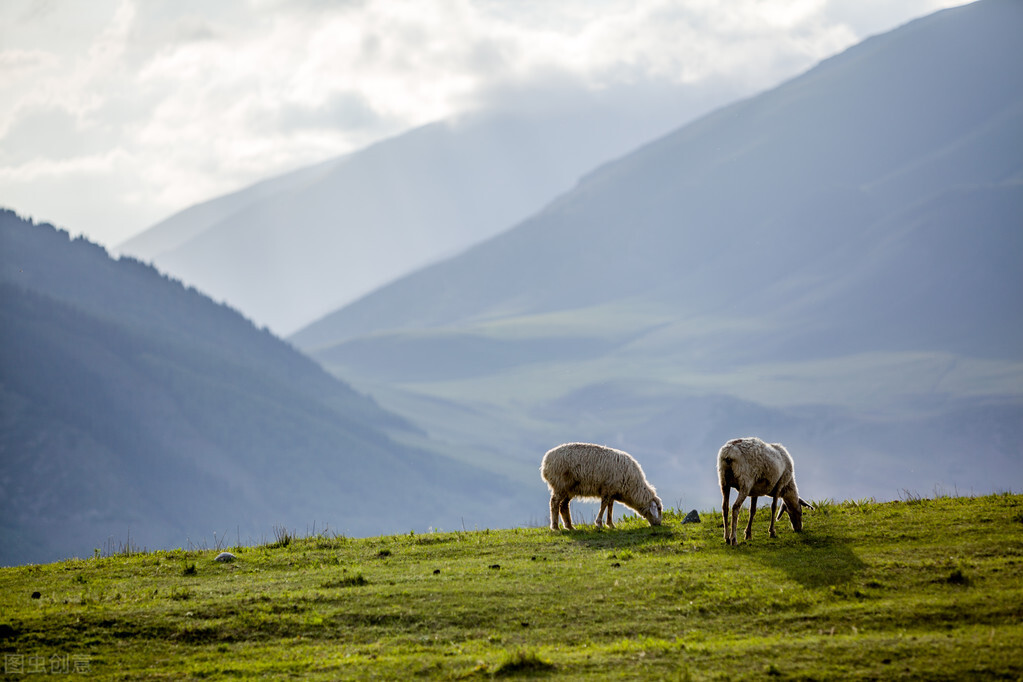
[
  {"left": 717, "top": 437, "right": 813, "bottom": 545},
  {"left": 541, "top": 442, "right": 663, "bottom": 531}
]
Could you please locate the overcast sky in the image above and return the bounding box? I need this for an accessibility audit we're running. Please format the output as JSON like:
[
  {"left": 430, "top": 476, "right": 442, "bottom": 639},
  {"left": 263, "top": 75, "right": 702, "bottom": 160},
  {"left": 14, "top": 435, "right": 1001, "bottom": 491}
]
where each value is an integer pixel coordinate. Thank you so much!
[{"left": 1, "top": 0, "right": 966, "bottom": 247}]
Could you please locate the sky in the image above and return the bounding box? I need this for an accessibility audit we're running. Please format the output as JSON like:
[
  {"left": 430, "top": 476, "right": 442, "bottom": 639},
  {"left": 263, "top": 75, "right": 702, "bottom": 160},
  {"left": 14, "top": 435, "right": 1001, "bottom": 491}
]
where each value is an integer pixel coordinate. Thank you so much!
[{"left": 0, "top": 0, "right": 967, "bottom": 248}]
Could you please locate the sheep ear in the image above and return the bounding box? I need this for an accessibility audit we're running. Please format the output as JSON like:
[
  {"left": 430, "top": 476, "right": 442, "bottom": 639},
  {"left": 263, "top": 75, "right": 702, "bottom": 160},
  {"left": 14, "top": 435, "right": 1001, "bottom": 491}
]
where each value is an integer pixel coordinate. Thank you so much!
[
  {"left": 777, "top": 501, "right": 789, "bottom": 519},
  {"left": 799, "top": 498, "right": 814, "bottom": 510},
  {"left": 649, "top": 501, "right": 660, "bottom": 519}
]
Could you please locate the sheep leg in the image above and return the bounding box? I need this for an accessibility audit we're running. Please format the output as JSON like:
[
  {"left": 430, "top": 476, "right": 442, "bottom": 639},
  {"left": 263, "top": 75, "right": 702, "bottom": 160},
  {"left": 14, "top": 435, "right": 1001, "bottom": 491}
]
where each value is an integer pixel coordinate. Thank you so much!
[
  {"left": 721, "top": 485, "right": 732, "bottom": 543},
  {"left": 606, "top": 499, "right": 615, "bottom": 529},
  {"left": 560, "top": 497, "right": 574, "bottom": 530},
  {"left": 596, "top": 499, "right": 607, "bottom": 528},
  {"left": 549, "top": 495, "right": 561, "bottom": 531},
  {"left": 769, "top": 497, "right": 779, "bottom": 538},
  {"left": 730, "top": 491, "right": 748, "bottom": 546},
  {"left": 744, "top": 496, "right": 757, "bottom": 540}
]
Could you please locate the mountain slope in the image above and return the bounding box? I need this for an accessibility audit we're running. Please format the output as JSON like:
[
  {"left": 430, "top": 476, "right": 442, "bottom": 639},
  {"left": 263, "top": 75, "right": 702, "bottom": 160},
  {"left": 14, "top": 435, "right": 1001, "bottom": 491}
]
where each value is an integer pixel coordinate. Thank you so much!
[
  {"left": 294, "top": 0, "right": 1023, "bottom": 347},
  {"left": 291, "top": 0, "right": 1023, "bottom": 509},
  {"left": 119, "top": 92, "right": 731, "bottom": 335},
  {"left": 114, "top": 158, "right": 340, "bottom": 259},
  {"left": 0, "top": 209, "right": 526, "bottom": 566}
]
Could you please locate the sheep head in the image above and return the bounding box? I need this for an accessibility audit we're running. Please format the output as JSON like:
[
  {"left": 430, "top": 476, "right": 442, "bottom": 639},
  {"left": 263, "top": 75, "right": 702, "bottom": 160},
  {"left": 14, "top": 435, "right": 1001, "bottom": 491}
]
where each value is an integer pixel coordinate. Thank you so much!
[
  {"left": 777, "top": 493, "right": 814, "bottom": 531},
  {"left": 641, "top": 496, "right": 663, "bottom": 526}
]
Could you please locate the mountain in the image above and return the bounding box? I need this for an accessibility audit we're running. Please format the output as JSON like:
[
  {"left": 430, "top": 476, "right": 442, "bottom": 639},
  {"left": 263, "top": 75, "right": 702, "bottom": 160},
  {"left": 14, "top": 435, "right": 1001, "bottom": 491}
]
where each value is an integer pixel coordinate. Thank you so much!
[
  {"left": 0, "top": 209, "right": 528, "bottom": 566},
  {"left": 118, "top": 90, "right": 734, "bottom": 336},
  {"left": 291, "top": 0, "right": 1023, "bottom": 510}
]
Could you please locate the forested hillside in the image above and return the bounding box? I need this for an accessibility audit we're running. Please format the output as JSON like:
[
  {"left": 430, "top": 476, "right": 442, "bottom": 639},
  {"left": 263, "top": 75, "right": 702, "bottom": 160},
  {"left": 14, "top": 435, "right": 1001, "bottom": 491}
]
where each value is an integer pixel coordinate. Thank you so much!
[{"left": 0, "top": 210, "right": 526, "bottom": 566}]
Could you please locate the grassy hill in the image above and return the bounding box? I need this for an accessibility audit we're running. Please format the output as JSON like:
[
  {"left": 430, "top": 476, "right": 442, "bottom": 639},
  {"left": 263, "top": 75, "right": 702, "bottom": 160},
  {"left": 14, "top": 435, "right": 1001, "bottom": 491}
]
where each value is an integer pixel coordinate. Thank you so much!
[{"left": 1, "top": 493, "right": 1020, "bottom": 679}]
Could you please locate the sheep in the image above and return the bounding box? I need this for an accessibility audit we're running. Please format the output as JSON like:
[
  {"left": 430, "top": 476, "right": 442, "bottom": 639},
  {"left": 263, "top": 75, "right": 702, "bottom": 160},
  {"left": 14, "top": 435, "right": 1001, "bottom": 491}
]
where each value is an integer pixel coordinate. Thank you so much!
[
  {"left": 540, "top": 442, "right": 663, "bottom": 530},
  {"left": 717, "top": 437, "right": 813, "bottom": 545}
]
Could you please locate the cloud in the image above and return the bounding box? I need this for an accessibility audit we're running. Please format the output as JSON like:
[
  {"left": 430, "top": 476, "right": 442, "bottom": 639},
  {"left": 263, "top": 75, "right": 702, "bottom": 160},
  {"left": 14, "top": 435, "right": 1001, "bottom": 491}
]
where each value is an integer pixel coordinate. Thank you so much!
[
  {"left": 275, "top": 91, "right": 385, "bottom": 133},
  {"left": 0, "top": 0, "right": 967, "bottom": 245},
  {"left": 0, "top": 49, "right": 58, "bottom": 80},
  {"left": 0, "top": 106, "right": 106, "bottom": 163}
]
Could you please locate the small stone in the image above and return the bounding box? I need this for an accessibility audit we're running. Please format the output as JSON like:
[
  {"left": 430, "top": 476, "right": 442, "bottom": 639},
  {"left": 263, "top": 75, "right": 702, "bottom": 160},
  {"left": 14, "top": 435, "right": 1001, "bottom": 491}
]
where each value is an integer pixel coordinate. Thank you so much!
[
  {"left": 31, "top": 591, "right": 41, "bottom": 599},
  {"left": 682, "top": 509, "right": 701, "bottom": 524},
  {"left": 214, "top": 552, "right": 237, "bottom": 563}
]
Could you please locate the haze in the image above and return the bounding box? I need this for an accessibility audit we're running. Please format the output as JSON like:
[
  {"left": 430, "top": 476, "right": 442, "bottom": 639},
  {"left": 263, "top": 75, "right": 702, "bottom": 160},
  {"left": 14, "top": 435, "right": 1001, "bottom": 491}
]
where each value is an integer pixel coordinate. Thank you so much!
[{"left": 1, "top": 0, "right": 964, "bottom": 247}]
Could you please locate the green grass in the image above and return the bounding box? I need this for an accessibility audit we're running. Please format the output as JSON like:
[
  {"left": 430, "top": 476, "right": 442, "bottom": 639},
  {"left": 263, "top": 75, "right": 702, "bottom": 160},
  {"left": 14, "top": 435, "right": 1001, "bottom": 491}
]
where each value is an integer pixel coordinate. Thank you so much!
[{"left": 2, "top": 494, "right": 1022, "bottom": 679}]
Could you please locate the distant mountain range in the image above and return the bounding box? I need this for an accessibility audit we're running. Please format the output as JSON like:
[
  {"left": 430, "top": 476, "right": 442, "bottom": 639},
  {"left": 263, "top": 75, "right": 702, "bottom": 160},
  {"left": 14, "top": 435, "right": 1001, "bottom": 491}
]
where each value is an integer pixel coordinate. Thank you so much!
[
  {"left": 119, "top": 89, "right": 734, "bottom": 335},
  {"left": 0, "top": 210, "right": 529, "bottom": 566},
  {"left": 6, "top": 1, "right": 1021, "bottom": 566},
  {"left": 291, "top": 0, "right": 1023, "bottom": 509}
]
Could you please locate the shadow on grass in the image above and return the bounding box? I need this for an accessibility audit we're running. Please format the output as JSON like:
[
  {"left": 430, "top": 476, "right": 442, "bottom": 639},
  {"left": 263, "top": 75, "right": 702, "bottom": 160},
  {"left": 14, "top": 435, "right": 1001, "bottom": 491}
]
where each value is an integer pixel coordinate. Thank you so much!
[
  {"left": 557, "top": 524, "right": 678, "bottom": 550},
  {"left": 749, "top": 530, "right": 867, "bottom": 588}
]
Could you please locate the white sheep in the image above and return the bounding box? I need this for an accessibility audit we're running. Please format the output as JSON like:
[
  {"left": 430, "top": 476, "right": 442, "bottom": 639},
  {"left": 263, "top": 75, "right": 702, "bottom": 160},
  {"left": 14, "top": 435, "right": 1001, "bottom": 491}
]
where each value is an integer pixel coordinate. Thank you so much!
[
  {"left": 717, "top": 437, "right": 813, "bottom": 545},
  {"left": 541, "top": 443, "right": 663, "bottom": 530}
]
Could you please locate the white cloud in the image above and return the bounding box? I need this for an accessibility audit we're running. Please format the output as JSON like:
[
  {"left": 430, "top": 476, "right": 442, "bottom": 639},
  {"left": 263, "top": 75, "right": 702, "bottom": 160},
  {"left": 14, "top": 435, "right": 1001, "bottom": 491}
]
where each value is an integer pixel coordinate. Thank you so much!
[
  {"left": 0, "top": 0, "right": 967, "bottom": 246},
  {"left": 0, "top": 48, "right": 59, "bottom": 83}
]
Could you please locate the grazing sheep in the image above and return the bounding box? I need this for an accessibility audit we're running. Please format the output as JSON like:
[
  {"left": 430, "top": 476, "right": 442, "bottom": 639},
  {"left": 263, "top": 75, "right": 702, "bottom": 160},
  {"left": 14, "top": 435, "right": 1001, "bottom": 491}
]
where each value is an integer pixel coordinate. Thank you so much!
[
  {"left": 541, "top": 443, "right": 663, "bottom": 530},
  {"left": 717, "top": 437, "right": 813, "bottom": 545}
]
